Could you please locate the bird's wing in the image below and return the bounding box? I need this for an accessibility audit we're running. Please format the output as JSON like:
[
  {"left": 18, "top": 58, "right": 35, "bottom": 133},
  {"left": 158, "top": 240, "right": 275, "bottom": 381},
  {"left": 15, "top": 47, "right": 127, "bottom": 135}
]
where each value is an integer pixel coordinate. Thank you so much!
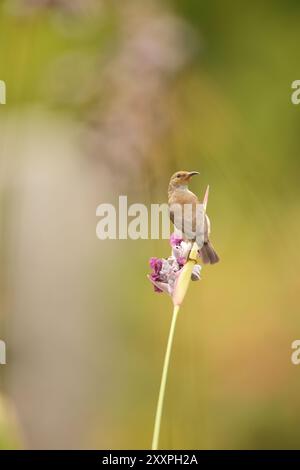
[
  {"left": 204, "top": 214, "right": 211, "bottom": 241},
  {"left": 193, "top": 203, "right": 205, "bottom": 248},
  {"left": 169, "top": 208, "right": 174, "bottom": 225},
  {"left": 170, "top": 201, "right": 205, "bottom": 246},
  {"left": 169, "top": 190, "right": 205, "bottom": 246},
  {"left": 169, "top": 203, "right": 184, "bottom": 234}
]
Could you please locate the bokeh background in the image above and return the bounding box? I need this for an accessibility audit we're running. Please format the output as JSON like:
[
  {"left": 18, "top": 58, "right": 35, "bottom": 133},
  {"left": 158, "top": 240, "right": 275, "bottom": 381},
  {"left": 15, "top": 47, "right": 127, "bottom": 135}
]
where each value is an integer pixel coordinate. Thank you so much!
[{"left": 0, "top": 0, "right": 300, "bottom": 450}]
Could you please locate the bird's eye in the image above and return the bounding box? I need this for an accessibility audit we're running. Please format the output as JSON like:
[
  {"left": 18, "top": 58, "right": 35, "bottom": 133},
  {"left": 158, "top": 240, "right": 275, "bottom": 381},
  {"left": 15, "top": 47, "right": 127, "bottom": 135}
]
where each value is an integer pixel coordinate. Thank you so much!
[{"left": 176, "top": 173, "right": 183, "bottom": 178}]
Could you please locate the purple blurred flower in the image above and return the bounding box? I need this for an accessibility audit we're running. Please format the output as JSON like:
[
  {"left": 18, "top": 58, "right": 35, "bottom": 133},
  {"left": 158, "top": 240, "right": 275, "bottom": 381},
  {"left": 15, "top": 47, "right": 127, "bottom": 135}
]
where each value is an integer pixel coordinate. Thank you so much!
[
  {"left": 169, "top": 232, "right": 183, "bottom": 248},
  {"left": 177, "top": 256, "right": 186, "bottom": 268},
  {"left": 148, "top": 233, "right": 201, "bottom": 295},
  {"left": 149, "top": 257, "right": 163, "bottom": 273}
]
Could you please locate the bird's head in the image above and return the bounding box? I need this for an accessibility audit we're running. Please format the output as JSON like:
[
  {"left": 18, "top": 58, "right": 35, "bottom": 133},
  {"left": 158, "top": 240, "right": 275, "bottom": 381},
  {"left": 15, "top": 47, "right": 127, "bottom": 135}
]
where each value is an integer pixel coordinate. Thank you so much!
[{"left": 169, "top": 171, "right": 199, "bottom": 189}]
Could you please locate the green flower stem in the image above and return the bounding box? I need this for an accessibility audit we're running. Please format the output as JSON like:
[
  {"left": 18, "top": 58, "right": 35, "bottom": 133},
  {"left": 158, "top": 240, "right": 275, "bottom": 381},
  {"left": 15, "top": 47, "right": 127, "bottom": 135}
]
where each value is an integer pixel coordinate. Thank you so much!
[{"left": 151, "top": 304, "right": 180, "bottom": 450}]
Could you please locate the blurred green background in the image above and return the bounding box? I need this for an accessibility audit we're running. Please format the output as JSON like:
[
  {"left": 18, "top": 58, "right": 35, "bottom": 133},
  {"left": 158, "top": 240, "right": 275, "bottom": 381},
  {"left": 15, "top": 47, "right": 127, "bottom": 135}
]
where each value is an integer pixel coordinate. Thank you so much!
[{"left": 0, "top": 0, "right": 300, "bottom": 449}]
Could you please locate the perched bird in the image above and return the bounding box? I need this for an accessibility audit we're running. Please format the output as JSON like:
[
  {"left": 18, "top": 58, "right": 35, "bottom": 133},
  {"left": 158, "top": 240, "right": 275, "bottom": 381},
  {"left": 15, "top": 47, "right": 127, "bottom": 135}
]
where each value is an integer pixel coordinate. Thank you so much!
[{"left": 168, "top": 171, "right": 219, "bottom": 264}]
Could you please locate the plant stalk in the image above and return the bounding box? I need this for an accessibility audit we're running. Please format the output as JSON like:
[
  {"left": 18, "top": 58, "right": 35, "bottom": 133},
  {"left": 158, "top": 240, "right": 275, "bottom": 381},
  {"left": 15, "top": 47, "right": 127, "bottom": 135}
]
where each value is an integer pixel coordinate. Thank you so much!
[{"left": 151, "top": 304, "right": 180, "bottom": 450}]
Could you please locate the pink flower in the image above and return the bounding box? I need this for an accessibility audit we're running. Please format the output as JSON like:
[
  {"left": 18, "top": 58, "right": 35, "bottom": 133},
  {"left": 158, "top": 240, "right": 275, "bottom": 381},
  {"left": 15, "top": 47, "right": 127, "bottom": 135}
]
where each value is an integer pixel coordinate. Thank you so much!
[
  {"left": 148, "top": 233, "right": 201, "bottom": 296},
  {"left": 177, "top": 256, "right": 186, "bottom": 267},
  {"left": 149, "top": 257, "right": 163, "bottom": 273},
  {"left": 169, "top": 232, "right": 183, "bottom": 248}
]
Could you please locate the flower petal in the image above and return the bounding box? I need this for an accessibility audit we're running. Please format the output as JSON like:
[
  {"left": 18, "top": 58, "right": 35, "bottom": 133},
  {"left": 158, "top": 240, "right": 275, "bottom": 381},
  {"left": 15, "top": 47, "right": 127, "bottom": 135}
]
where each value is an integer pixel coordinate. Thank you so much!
[
  {"left": 203, "top": 185, "right": 209, "bottom": 212},
  {"left": 170, "top": 232, "right": 183, "bottom": 248},
  {"left": 147, "top": 275, "right": 171, "bottom": 295}
]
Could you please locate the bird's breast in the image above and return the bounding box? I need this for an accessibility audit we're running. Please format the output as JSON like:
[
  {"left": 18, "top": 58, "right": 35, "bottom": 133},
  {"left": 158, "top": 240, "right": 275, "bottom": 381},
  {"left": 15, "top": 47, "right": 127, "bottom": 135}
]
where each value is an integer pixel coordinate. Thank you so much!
[{"left": 168, "top": 188, "right": 198, "bottom": 206}]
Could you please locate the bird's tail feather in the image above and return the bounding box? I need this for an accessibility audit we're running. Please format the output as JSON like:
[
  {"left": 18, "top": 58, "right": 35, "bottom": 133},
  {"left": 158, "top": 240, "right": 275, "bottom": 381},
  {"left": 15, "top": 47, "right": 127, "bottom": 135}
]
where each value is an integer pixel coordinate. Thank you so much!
[{"left": 199, "top": 241, "right": 219, "bottom": 264}]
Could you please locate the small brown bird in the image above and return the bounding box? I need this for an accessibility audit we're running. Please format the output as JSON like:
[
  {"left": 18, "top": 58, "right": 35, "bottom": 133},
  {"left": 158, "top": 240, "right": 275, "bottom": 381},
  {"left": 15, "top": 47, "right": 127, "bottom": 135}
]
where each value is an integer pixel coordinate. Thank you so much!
[{"left": 168, "top": 170, "right": 219, "bottom": 264}]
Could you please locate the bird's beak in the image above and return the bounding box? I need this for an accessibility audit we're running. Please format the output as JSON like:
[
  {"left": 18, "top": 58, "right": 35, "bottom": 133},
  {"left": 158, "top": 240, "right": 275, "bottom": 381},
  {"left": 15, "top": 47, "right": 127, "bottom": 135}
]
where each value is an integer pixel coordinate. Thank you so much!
[{"left": 188, "top": 171, "right": 200, "bottom": 178}]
